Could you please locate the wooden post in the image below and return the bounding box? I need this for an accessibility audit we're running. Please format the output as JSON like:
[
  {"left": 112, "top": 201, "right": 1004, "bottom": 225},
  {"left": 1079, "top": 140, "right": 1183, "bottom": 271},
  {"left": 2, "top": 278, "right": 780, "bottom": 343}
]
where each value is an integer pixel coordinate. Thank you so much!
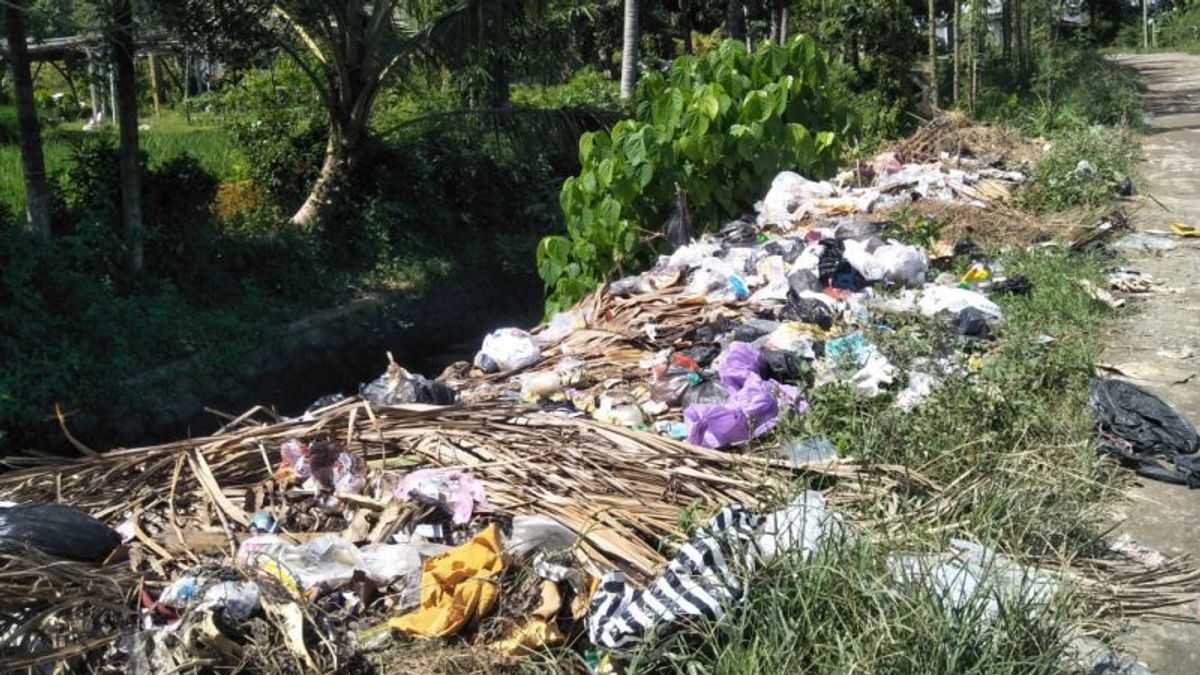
[
  {"left": 87, "top": 49, "right": 101, "bottom": 123},
  {"left": 147, "top": 51, "right": 164, "bottom": 115},
  {"left": 108, "top": 68, "right": 117, "bottom": 123}
]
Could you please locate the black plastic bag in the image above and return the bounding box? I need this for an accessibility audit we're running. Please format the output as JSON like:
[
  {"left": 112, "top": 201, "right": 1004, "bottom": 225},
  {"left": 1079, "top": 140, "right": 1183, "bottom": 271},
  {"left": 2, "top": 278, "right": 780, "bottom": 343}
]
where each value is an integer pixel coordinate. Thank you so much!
[
  {"left": 990, "top": 275, "right": 1032, "bottom": 295},
  {"left": 760, "top": 349, "right": 809, "bottom": 384},
  {"left": 362, "top": 369, "right": 456, "bottom": 406},
  {"left": 682, "top": 344, "right": 721, "bottom": 368},
  {"left": 681, "top": 376, "right": 729, "bottom": 408},
  {"left": 783, "top": 289, "right": 835, "bottom": 330},
  {"left": 718, "top": 216, "right": 758, "bottom": 245},
  {"left": 0, "top": 503, "right": 121, "bottom": 562},
  {"left": 1088, "top": 378, "right": 1200, "bottom": 486},
  {"left": 953, "top": 307, "right": 992, "bottom": 339},
  {"left": 731, "top": 319, "right": 779, "bottom": 344}
]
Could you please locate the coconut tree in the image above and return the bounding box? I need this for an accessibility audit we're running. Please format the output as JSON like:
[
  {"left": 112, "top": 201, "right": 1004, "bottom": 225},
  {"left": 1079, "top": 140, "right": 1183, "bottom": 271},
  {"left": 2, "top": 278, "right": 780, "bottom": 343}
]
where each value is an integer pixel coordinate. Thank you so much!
[
  {"left": 4, "top": 1, "right": 53, "bottom": 237},
  {"left": 619, "top": 0, "right": 639, "bottom": 100}
]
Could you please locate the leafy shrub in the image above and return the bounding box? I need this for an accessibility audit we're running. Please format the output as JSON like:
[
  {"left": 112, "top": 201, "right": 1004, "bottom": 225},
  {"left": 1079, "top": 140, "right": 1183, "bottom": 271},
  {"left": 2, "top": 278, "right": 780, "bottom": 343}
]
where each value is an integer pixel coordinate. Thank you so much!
[
  {"left": 215, "top": 60, "right": 326, "bottom": 211},
  {"left": 511, "top": 67, "right": 620, "bottom": 109},
  {"left": 0, "top": 106, "right": 17, "bottom": 145},
  {"left": 537, "top": 37, "right": 850, "bottom": 315},
  {"left": 978, "top": 46, "right": 1142, "bottom": 136},
  {"left": 1159, "top": 7, "right": 1200, "bottom": 51},
  {"left": 143, "top": 155, "right": 225, "bottom": 290},
  {"left": 1016, "top": 125, "right": 1135, "bottom": 212}
]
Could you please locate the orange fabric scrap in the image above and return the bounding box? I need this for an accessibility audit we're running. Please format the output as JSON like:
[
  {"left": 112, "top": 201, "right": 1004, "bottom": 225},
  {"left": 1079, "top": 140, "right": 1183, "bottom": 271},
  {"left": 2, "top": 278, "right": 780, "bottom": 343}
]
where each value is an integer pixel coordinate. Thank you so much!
[{"left": 388, "top": 524, "right": 504, "bottom": 638}]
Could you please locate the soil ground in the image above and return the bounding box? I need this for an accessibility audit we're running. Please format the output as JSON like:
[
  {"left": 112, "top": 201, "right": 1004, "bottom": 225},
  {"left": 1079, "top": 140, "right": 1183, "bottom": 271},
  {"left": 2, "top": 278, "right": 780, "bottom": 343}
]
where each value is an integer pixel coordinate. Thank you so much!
[{"left": 1105, "top": 53, "right": 1200, "bottom": 674}]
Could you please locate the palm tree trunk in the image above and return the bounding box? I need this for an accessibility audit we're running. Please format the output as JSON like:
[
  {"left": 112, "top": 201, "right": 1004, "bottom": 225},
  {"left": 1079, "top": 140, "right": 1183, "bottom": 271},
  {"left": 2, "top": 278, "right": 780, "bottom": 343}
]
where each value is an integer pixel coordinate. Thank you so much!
[
  {"left": 5, "top": 3, "right": 52, "bottom": 237},
  {"left": 928, "top": 0, "right": 939, "bottom": 111},
  {"left": 620, "top": 0, "right": 640, "bottom": 101},
  {"left": 679, "top": 0, "right": 694, "bottom": 55},
  {"left": 112, "top": 0, "right": 143, "bottom": 273},
  {"left": 953, "top": 0, "right": 960, "bottom": 105},
  {"left": 290, "top": 132, "right": 345, "bottom": 229},
  {"left": 726, "top": 0, "right": 745, "bottom": 42}
]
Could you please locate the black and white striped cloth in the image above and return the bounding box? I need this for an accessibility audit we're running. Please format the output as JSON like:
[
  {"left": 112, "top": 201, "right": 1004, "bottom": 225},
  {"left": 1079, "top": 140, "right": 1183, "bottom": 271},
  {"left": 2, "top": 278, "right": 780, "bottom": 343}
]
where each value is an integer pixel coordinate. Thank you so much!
[
  {"left": 586, "top": 504, "right": 762, "bottom": 651},
  {"left": 587, "top": 491, "right": 842, "bottom": 652}
]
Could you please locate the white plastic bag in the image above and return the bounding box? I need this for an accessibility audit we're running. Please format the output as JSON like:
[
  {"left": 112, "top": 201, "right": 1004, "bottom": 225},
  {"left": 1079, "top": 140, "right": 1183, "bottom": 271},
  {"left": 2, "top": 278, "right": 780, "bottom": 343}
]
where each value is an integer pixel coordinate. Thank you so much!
[
  {"left": 917, "top": 286, "right": 1003, "bottom": 321},
  {"left": 538, "top": 311, "right": 584, "bottom": 345},
  {"left": 474, "top": 328, "right": 542, "bottom": 372},
  {"left": 756, "top": 172, "right": 838, "bottom": 226},
  {"left": 874, "top": 243, "right": 928, "bottom": 286},
  {"left": 237, "top": 534, "right": 429, "bottom": 592},
  {"left": 842, "top": 239, "right": 886, "bottom": 281}
]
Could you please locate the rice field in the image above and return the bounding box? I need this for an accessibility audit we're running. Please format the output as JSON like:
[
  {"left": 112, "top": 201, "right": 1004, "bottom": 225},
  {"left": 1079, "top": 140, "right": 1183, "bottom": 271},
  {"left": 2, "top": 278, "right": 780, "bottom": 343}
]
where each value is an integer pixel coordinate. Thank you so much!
[{"left": 0, "top": 110, "right": 246, "bottom": 215}]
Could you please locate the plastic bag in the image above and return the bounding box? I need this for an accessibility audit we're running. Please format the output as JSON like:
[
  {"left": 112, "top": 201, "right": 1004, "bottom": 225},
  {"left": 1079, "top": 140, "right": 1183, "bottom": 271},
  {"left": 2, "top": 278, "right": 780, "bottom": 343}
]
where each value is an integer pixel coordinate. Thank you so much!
[
  {"left": 842, "top": 239, "right": 886, "bottom": 281},
  {"left": 474, "top": 328, "right": 542, "bottom": 372},
  {"left": 276, "top": 439, "right": 366, "bottom": 497},
  {"left": 395, "top": 469, "right": 487, "bottom": 524},
  {"left": 238, "top": 534, "right": 428, "bottom": 595},
  {"left": 361, "top": 356, "right": 455, "bottom": 406},
  {"left": 756, "top": 172, "right": 838, "bottom": 227},
  {"left": 762, "top": 323, "right": 817, "bottom": 358},
  {"left": 538, "top": 311, "right": 584, "bottom": 345},
  {"left": 776, "top": 436, "right": 839, "bottom": 466},
  {"left": 0, "top": 502, "right": 120, "bottom": 562},
  {"left": 680, "top": 375, "right": 729, "bottom": 408},
  {"left": 783, "top": 290, "right": 838, "bottom": 329},
  {"left": 685, "top": 373, "right": 801, "bottom": 448},
  {"left": 917, "top": 286, "right": 1003, "bottom": 321},
  {"left": 716, "top": 342, "right": 763, "bottom": 391},
  {"left": 953, "top": 307, "right": 992, "bottom": 338},
  {"left": 873, "top": 243, "right": 928, "bottom": 286},
  {"left": 520, "top": 371, "right": 562, "bottom": 401},
  {"left": 159, "top": 576, "right": 261, "bottom": 621},
  {"left": 1088, "top": 378, "right": 1200, "bottom": 485},
  {"left": 760, "top": 349, "right": 808, "bottom": 383},
  {"left": 505, "top": 515, "right": 578, "bottom": 558}
]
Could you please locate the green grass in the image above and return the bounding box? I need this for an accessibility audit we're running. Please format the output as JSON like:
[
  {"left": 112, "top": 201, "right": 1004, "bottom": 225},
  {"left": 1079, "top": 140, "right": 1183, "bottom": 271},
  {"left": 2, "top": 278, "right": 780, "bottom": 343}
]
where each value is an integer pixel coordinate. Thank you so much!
[
  {"left": 526, "top": 248, "right": 1116, "bottom": 674},
  {"left": 0, "top": 110, "right": 245, "bottom": 214}
]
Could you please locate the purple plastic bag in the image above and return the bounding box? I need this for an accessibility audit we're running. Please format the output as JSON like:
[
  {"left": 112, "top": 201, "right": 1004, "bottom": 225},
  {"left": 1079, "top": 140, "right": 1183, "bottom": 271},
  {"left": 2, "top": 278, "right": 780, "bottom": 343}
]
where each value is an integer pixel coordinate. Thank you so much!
[
  {"left": 717, "top": 342, "right": 762, "bottom": 391},
  {"left": 685, "top": 373, "right": 803, "bottom": 449}
]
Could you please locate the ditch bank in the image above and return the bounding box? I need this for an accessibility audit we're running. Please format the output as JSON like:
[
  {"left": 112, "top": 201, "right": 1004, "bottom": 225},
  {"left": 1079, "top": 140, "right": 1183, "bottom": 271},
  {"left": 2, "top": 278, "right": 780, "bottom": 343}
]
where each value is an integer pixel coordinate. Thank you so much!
[{"left": 40, "top": 277, "right": 541, "bottom": 454}]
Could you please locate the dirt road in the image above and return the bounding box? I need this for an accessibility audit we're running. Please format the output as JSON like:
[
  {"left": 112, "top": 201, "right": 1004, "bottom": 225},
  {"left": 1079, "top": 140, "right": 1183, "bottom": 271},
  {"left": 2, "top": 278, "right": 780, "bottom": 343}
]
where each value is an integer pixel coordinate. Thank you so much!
[{"left": 1106, "top": 53, "right": 1200, "bottom": 674}]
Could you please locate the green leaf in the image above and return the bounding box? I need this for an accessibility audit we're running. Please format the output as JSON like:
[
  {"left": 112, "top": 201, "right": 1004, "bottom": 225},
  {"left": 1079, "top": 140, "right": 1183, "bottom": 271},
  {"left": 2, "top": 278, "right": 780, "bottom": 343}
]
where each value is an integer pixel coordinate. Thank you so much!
[
  {"left": 579, "top": 133, "right": 595, "bottom": 164},
  {"left": 597, "top": 159, "right": 614, "bottom": 188}
]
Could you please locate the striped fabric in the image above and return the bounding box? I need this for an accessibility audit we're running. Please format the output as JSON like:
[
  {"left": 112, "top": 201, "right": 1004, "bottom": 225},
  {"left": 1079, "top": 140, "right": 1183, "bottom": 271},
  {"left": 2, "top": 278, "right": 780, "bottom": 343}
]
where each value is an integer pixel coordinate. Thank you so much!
[{"left": 587, "top": 504, "right": 763, "bottom": 651}]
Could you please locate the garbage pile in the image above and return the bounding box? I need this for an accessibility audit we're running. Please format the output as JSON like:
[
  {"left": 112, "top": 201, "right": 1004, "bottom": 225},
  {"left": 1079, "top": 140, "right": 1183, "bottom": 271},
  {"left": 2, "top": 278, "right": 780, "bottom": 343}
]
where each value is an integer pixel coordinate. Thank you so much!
[{"left": 0, "top": 123, "right": 1153, "bottom": 673}]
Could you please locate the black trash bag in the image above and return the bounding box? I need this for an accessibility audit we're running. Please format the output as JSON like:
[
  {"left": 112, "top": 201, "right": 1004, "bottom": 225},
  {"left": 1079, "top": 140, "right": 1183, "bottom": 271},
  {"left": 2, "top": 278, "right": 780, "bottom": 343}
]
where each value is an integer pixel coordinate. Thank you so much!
[
  {"left": 664, "top": 184, "right": 694, "bottom": 250},
  {"left": 990, "top": 275, "right": 1032, "bottom": 295},
  {"left": 361, "top": 354, "right": 456, "bottom": 406},
  {"left": 1088, "top": 378, "right": 1200, "bottom": 486},
  {"left": 783, "top": 289, "right": 835, "bottom": 330},
  {"left": 0, "top": 502, "right": 121, "bottom": 562},
  {"left": 305, "top": 392, "right": 347, "bottom": 415},
  {"left": 718, "top": 216, "right": 758, "bottom": 245},
  {"left": 761, "top": 349, "right": 809, "bottom": 384},
  {"left": 816, "top": 238, "right": 849, "bottom": 287},
  {"left": 953, "top": 307, "right": 992, "bottom": 339},
  {"left": 953, "top": 239, "right": 981, "bottom": 259},
  {"left": 787, "top": 267, "right": 820, "bottom": 295},
  {"left": 680, "top": 375, "right": 729, "bottom": 408},
  {"left": 761, "top": 238, "right": 803, "bottom": 263},
  {"left": 1116, "top": 176, "right": 1135, "bottom": 197},
  {"left": 731, "top": 319, "right": 779, "bottom": 344},
  {"left": 682, "top": 344, "right": 721, "bottom": 368}
]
